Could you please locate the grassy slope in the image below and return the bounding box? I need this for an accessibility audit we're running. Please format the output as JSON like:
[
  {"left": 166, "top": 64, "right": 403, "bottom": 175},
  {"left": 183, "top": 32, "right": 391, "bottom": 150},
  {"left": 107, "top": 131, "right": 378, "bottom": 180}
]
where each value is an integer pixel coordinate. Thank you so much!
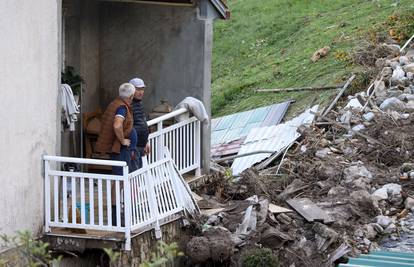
[{"left": 212, "top": 0, "right": 414, "bottom": 117}]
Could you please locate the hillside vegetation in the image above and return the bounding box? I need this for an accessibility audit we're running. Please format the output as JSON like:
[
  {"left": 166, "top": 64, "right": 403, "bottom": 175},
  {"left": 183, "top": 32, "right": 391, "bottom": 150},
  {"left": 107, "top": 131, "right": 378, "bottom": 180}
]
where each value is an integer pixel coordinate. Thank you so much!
[{"left": 211, "top": 0, "right": 414, "bottom": 117}]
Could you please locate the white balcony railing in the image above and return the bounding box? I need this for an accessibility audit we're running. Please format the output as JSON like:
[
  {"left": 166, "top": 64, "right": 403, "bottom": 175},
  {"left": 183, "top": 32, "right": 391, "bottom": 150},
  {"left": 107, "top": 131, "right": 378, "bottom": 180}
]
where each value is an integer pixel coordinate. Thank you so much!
[
  {"left": 147, "top": 108, "right": 201, "bottom": 176},
  {"left": 44, "top": 150, "right": 198, "bottom": 250},
  {"left": 43, "top": 110, "right": 201, "bottom": 250}
]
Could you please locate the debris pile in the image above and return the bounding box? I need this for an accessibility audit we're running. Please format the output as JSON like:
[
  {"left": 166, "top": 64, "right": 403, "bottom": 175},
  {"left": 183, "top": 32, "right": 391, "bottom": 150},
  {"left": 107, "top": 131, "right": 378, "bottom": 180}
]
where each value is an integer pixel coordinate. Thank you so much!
[{"left": 186, "top": 39, "right": 414, "bottom": 266}]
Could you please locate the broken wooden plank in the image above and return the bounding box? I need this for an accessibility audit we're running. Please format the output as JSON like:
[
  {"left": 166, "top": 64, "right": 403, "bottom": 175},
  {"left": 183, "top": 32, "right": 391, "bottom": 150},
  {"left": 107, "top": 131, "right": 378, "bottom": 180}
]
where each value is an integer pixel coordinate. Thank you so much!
[
  {"left": 255, "top": 85, "right": 342, "bottom": 93},
  {"left": 192, "top": 192, "right": 204, "bottom": 202},
  {"left": 320, "top": 75, "right": 356, "bottom": 119},
  {"left": 201, "top": 208, "right": 225, "bottom": 216},
  {"left": 268, "top": 203, "right": 293, "bottom": 214},
  {"left": 287, "top": 198, "right": 335, "bottom": 224}
]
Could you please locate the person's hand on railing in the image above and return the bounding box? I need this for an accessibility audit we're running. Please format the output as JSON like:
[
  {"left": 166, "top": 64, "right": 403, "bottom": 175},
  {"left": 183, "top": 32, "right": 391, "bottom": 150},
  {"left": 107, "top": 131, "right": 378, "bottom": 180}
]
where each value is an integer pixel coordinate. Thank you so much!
[
  {"left": 144, "top": 142, "right": 151, "bottom": 155},
  {"left": 121, "top": 139, "right": 131, "bottom": 147}
]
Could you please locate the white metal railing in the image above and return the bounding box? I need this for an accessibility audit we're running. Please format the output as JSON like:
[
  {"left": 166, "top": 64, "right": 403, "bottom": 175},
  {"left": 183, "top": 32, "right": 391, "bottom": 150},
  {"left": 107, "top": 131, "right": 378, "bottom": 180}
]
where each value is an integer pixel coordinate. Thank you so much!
[
  {"left": 147, "top": 108, "right": 201, "bottom": 176},
  {"left": 129, "top": 150, "right": 198, "bottom": 238},
  {"left": 43, "top": 155, "right": 132, "bottom": 250},
  {"left": 43, "top": 150, "right": 198, "bottom": 251}
]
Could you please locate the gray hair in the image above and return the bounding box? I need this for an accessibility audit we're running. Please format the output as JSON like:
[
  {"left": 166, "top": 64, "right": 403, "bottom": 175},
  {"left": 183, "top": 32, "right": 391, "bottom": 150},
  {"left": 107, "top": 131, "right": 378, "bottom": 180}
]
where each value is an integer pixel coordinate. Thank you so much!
[{"left": 119, "top": 83, "right": 135, "bottom": 98}]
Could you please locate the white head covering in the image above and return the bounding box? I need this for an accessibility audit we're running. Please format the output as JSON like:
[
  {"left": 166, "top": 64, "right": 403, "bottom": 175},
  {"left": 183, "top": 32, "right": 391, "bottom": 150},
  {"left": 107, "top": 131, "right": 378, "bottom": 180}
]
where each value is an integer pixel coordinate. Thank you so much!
[{"left": 129, "top": 78, "right": 146, "bottom": 88}]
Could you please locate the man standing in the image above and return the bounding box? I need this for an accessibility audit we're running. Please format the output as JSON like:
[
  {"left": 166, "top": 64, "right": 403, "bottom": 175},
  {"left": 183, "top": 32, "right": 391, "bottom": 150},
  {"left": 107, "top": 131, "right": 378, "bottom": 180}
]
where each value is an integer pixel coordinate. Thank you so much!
[
  {"left": 129, "top": 78, "right": 150, "bottom": 167},
  {"left": 95, "top": 83, "right": 135, "bottom": 225},
  {"left": 95, "top": 83, "right": 136, "bottom": 172}
]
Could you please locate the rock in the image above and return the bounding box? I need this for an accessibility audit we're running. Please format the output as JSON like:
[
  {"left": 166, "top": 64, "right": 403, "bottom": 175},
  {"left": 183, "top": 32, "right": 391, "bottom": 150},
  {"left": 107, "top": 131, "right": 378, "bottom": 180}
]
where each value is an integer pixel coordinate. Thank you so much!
[
  {"left": 384, "top": 183, "right": 402, "bottom": 196},
  {"left": 345, "top": 98, "right": 363, "bottom": 110},
  {"left": 327, "top": 186, "right": 347, "bottom": 196},
  {"left": 343, "top": 164, "right": 372, "bottom": 184},
  {"left": 372, "top": 188, "right": 389, "bottom": 201},
  {"left": 401, "top": 77, "right": 410, "bottom": 86},
  {"left": 351, "top": 190, "right": 380, "bottom": 215},
  {"left": 403, "top": 63, "right": 414, "bottom": 73},
  {"left": 407, "top": 72, "right": 414, "bottom": 80},
  {"left": 392, "top": 66, "right": 406, "bottom": 82},
  {"left": 311, "top": 46, "right": 330, "bottom": 62},
  {"left": 381, "top": 67, "right": 393, "bottom": 78},
  {"left": 389, "top": 61, "right": 400, "bottom": 70},
  {"left": 383, "top": 223, "right": 397, "bottom": 234},
  {"left": 401, "top": 163, "right": 414, "bottom": 172},
  {"left": 375, "top": 215, "right": 392, "bottom": 228},
  {"left": 372, "top": 183, "right": 402, "bottom": 202},
  {"left": 370, "top": 223, "right": 384, "bottom": 234},
  {"left": 398, "top": 94, "right": 414, "bottom": 102},
  {"left": 409, "top": 171, "right": 414, "bottom": 179},
  {"left": 354, "top": 228, "right": 364, "bottom": 238},
  {"left": 380, "top": 97, "right": 406, "bottom": 112},
  {"left": 364, "top": 224, "right": 377, "bottom": 240},
  {"left": 353, "top": 177, "right": 372, "bottom": 190},
  {"left": 406, "top": 101, "right": 414, "bottom": 111},
  {"left": 407, "top": 49, "right": 414, "bottom": 59},
  {"left": 404, "top": 87, "right": 412, "bottom": 94},
  {"left": 363, "top": 237, "right": 371, "bottom": 246},
  {"left": 399, "top": 56, "right": 410, "bottom": 65},
  {"left": 405, "top": 197, "right": 414, "bottom": 211},
  {"left": 363, "top": 112, "right": 375, "bottom": 122}
]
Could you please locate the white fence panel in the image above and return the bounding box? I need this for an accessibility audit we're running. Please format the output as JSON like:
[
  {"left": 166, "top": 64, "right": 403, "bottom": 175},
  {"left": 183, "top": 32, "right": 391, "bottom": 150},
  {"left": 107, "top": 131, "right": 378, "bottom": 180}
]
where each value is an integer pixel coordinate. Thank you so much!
[
  {"left": 43, "top": 156, "right": 132, "bottom": 250},
  {"left": 147, "top": 109, "right": 201, "bottom": 176}
]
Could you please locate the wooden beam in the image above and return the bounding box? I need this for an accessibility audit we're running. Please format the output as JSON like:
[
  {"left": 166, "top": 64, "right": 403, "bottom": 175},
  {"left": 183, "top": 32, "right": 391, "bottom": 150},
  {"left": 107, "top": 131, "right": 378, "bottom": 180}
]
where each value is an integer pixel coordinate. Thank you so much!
[{"left": 255, "top": 85, "right": 342, "bottom": 93}]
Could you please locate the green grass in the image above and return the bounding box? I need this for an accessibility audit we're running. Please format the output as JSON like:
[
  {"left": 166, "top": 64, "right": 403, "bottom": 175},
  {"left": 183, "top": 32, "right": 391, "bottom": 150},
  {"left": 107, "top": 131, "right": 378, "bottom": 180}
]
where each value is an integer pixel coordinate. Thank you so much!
[{"left": 211, "top": 0, "right": 414, "bottom": 117}]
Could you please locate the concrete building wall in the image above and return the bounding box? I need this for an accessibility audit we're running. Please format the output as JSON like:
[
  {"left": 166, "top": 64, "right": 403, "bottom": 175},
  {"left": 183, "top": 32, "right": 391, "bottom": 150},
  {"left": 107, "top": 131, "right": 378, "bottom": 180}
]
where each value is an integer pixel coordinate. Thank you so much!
[
  {"left": 0, "top": 0, "right": 60, "bottom": 240},
  {"left": 99, "top": 2, "right": 212, "bottom": 113},
  {"left": 80, "top": 0, "right": 100, "bottom": 113}
]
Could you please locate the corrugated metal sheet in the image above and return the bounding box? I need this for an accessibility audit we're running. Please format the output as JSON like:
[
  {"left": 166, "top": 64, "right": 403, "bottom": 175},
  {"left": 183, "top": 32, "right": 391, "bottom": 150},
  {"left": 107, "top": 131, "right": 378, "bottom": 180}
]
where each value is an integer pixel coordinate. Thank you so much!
[
  {"left": 211, "top": 101, "right": 291, "bottom": 157},
  {"left": 339, "top": 250, "right": 414, "bottom": 267},
  {"left": 231, "top": 105, "right": 319, "bottom": 176}
]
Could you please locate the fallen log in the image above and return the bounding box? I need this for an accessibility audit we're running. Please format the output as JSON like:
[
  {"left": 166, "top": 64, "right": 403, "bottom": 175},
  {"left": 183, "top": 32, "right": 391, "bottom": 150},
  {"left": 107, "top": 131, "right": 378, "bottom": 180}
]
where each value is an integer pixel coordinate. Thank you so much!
[
  {"left": 255, "top": 85, "right": 341, "bottom": 93},
  {"left": 319, "top": 75, "right": 356, "bottom": 119}
]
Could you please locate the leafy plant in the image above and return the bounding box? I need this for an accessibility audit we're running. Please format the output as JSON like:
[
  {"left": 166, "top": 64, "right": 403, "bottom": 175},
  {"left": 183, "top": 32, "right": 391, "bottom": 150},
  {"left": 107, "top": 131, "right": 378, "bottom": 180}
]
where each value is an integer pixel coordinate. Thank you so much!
[
  {"left": 0, "top": 231, "right": 61, "bottom": 267},
  {"left": 242, "top": 248, "right": 279, "bottom": 267},
  {"left": 61, "top": 66, "right": 84, "bottom": 95},
  {"left": 103, "top": 248, "right": 121, "bottom": 266},
  {"left": 139, "top": 241, "right": 183, "bottom": 267}
]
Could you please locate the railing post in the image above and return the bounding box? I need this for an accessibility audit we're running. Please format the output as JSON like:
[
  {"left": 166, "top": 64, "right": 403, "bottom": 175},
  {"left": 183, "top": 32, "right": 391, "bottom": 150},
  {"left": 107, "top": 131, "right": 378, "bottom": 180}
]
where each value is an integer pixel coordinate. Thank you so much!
[
  {"left": 44, "top": 159, "right": 51, "bottom": 233},
  {"left": 195, "top": 120, "right": 202, "bottom": 177},
  {"left": 156, "top": 121, "right": 163, "bottom": 161},
  {"left": 146, "top": 164, "right": 162, "bottom": 239},
  {"left": 123, "top": 165, "right": 131, "bottom": 251}
]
